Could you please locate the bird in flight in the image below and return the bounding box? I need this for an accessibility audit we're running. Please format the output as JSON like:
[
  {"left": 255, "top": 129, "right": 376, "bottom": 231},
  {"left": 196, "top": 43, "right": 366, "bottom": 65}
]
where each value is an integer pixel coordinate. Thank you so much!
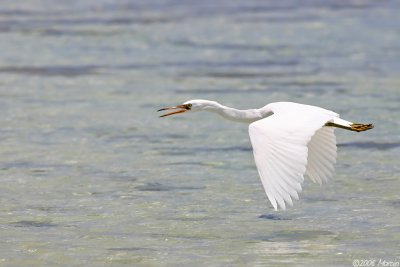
[{"left": 158, "top": 100, "right": 373, "bottom": 210}]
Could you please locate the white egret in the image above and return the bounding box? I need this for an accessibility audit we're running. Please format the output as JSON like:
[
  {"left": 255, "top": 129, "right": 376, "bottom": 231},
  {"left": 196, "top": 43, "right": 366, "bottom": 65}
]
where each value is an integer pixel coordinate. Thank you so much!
[{"left": 158, "top": 100, "right": 373, "bottom": 210}]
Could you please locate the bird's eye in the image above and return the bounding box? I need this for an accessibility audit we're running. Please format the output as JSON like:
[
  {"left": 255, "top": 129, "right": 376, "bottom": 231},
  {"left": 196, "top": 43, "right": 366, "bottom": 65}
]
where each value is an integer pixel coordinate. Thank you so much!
[{"left": 186, "top": 104, "right": 192, "bottom": 109}]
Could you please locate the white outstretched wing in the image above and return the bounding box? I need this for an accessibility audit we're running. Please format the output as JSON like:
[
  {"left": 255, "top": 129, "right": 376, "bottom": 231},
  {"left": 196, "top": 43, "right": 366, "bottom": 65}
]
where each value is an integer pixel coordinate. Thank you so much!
[{"left": 248, "top": 103, "right": 338, "bottom": 210}]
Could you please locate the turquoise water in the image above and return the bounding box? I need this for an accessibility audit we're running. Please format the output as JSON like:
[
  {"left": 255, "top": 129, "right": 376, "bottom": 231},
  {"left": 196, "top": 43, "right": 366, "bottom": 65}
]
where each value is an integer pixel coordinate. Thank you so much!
[{"left": 0, "top": 1, "right": 399, "bottom": 266}]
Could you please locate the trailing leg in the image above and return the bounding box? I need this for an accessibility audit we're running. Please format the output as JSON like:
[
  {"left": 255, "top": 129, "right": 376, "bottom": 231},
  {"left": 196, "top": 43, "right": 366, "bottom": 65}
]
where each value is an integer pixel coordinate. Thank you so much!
[{"left": 325, "top": 118, "right": 374, "bottom": 132}]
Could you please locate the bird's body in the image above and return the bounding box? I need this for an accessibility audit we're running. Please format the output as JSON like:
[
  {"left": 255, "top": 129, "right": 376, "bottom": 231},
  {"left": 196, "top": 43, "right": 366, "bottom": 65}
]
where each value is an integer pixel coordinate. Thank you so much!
[{"left": 158, "top": 100, "right": 373, "bottom": 210}]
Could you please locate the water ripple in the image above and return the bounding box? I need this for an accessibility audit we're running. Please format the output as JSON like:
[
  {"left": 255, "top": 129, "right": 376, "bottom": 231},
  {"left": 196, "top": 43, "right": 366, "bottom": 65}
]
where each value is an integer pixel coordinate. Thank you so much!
[
  {"left": 108, "top": 247, "right": 156, "bottom": 252},
  {"left": 259, "top": 230, "right": 336, "bottom": 242},
  {"left": 181, "top": 67, "right": 320, "bottom": 79},
  {"left": 0, "top": 65, "right": 99, "bottom": 77},
  {"left": 11, "top": 220, "right": 58, "bottom": 228},
  {"left": 171, "top": 39, "right": 291, "bottom": 52},
  {"left": 338, "top": 141, "right": 400, "bottom": 151},
  {"left": 136, "top": 182, "right": 205, "bottom": 192},
  {"left": 258, "top": 214, "right": 290, "bottom": 220}
]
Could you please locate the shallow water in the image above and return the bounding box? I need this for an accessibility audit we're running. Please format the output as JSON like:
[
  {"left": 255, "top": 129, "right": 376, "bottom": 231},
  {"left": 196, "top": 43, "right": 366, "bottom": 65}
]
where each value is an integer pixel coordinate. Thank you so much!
[{"left": 0, "top": 1, "right": 399, "bottom": 266}]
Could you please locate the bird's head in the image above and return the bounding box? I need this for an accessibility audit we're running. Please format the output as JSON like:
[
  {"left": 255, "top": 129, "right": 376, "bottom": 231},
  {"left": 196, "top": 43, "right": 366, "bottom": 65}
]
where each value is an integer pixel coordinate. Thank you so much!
[{"left": 158, "top": 99, "right": 218, "bottom": 117}]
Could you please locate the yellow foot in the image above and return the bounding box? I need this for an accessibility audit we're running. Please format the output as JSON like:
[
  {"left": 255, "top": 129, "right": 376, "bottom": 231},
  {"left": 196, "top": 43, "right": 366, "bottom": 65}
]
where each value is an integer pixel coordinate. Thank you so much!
[{"left": 350, "top": 123, "right": 374, "bottom": 132}]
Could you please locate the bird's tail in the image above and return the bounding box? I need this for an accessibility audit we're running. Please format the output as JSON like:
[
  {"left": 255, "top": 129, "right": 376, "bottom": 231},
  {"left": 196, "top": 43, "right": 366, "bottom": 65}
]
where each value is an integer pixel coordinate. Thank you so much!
[{"left": 325, "top": 118, "right": 374, "bottom": 132}]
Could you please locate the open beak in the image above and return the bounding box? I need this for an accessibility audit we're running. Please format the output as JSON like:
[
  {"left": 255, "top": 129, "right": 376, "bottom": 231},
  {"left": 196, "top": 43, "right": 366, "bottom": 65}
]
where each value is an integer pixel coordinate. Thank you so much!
[{"left": 157, "top": 105, "right": 190, "bottom": 117}]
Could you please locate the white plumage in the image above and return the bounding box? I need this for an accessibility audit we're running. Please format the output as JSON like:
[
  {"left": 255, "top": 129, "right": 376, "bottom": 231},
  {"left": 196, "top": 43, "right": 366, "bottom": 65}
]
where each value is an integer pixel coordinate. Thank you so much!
[
  {"left": 249, "top": 102, "right": 338, "bottom": 210},
  {"left": 158, "top": 100, "right": 373, "bottom": 210}
]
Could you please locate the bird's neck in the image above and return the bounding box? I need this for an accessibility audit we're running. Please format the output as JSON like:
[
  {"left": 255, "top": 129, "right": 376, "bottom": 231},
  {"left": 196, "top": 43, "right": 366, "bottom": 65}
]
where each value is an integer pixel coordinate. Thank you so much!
[{"left": 206, "top": 102, "right": 273, "bottom": 123}]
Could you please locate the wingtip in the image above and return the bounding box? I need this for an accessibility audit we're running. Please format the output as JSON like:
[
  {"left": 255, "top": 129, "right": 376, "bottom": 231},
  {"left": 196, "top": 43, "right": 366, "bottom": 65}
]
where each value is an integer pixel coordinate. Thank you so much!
[{"left": 271, "top": 202, "right": 278, "bottom": 211}]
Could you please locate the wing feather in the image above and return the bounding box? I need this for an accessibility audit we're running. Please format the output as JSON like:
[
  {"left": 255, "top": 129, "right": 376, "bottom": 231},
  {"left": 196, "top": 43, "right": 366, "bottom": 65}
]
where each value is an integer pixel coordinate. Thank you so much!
[
  {"left": 249, "top": 103, "right": 338, "bottom": 210},
  {"left": 305, "top": 127, "right": 337, "bottom": 184}
]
